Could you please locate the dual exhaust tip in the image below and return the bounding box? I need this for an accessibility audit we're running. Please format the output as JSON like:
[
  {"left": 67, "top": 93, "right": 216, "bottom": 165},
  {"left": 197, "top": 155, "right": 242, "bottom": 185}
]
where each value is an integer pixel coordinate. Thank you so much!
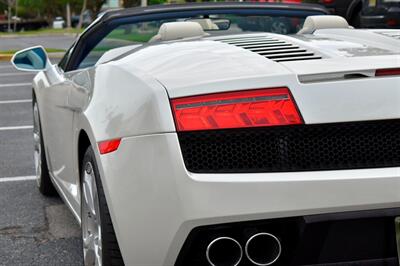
[{"left": 206, "top": 233, "right": 281, "bottom": 266}]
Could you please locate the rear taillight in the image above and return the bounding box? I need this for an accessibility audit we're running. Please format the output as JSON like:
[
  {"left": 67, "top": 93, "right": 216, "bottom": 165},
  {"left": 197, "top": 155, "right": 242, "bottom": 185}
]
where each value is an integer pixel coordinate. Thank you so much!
[
  {"left": 320, "top": 0, "right": 334, "bottom": 4},
  {"left": 171, "top": 88, "right": 303, "bottom": 132},
  {"left": 386, "top": 19, "right": 398, "bottom": 27},
  {"left": 376, "top": 68, "right": 400, "bottom": 77}
]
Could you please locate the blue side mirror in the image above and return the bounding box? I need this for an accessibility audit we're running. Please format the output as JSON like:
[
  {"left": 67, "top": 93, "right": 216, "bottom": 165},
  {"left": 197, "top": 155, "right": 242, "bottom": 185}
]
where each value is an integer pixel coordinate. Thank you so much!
[{"left": 11, "top": 46, "right": 49, "bottom": 72}]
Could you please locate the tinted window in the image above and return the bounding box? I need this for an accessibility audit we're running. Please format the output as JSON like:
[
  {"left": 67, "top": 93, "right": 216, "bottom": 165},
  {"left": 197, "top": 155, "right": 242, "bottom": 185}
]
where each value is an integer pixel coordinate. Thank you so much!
[
  {"left": 72, "top": 8, "right": 324, "bottom": 70},
  {"left": 78, "top": 22, "right": 160, "bottom": 69}
]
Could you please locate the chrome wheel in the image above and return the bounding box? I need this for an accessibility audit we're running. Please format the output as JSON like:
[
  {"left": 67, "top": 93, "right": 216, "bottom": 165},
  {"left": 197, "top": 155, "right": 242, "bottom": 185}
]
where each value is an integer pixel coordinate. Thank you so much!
[
  {"left": 82, "top": 162, "right": 102, "bottom": 266},
  {"left": 33, "top": 102, "right": 42, "bottom": 187}
]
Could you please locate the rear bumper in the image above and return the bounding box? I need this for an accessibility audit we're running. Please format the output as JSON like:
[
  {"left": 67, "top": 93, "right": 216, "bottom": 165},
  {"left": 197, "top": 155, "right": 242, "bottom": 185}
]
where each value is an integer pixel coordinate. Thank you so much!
[
  {"left": 176, "top": 208, "right": 400, "bottom": 265},
  {"left": 97, "top": 133, "right": 400, "bottom": 265}
]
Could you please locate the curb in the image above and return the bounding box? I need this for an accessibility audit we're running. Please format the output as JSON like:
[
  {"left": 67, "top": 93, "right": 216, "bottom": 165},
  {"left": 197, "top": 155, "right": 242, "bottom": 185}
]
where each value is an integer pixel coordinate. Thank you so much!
[
  {"left": 0, "top": 33, "right": 78, "bottom": 38},
  {"left": 0, "top": 52, "right": 65, "bottom": 62},
  {"left": 0, "top": 54, "right": 12, "bottom": 62}
]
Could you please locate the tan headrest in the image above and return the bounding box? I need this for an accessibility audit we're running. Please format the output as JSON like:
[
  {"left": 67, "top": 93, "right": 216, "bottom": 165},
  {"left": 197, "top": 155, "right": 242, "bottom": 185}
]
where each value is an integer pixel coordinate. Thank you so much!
[
  {"left": 298, "top": 15, "right": 352, "bottom": 34},
  {"left": 149, "top": 21, "right": 207, "bottom": 43}
]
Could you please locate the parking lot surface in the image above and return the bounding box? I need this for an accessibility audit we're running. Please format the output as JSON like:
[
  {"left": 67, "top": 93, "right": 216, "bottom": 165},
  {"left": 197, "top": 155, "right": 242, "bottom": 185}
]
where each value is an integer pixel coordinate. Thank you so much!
[
  {"left": 0, "top": 61, "right": 83, "bottom": 266},
  {"left": 0, "top": 35, "right": 75, "bottom": 51}
]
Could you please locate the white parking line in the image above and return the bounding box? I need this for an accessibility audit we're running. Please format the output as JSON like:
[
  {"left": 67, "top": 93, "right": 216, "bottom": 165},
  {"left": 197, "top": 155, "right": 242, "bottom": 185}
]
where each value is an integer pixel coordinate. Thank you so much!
[
  {"left": 0, "top": 99, "right": 31, "bottom": 104},
  {"left": 0, "top": 72, "right": 35, "bottom": 77},
  {"left": 0, "top": 82, "right": 31, "bottom": 88},
  {"left": 0, "top": 125, "right": 33, "bottom": 131},
  {"left": 0, "top": 175, "right": 36, "bottom": 182}
]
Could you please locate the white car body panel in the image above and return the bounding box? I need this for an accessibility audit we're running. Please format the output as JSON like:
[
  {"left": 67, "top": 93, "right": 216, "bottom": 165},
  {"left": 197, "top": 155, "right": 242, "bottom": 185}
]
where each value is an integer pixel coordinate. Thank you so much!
[
  {"left": 100, "top": 133, "right": 400, "bottom": 265},
  {"left": 29, "top": 27, "right": 400, "bottom": 265}
]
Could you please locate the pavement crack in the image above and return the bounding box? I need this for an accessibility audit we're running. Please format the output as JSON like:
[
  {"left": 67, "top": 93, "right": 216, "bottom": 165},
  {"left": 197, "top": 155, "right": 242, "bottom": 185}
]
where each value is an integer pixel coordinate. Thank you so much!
[
  {"left": 0, "top": 225, "right": 23, "bottom": 235},
  {"left": 0, "top": 204, "right": 80, "bottom": 244},
  {"left": 0, "top": 225, "right": 43, "bottom": 242}
]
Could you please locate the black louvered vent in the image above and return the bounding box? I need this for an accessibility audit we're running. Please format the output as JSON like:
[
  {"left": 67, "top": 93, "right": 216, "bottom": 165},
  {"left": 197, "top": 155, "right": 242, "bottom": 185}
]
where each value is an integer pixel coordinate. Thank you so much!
[{"left": 215, "top": 35, "right": 322, "bottom": 62}]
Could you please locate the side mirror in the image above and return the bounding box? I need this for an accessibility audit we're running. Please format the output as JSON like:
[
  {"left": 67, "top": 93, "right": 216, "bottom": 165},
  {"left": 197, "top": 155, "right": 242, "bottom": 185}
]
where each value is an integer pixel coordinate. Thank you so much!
[{"left": 11, "top": 46, "right": 49, "bottom": 72}]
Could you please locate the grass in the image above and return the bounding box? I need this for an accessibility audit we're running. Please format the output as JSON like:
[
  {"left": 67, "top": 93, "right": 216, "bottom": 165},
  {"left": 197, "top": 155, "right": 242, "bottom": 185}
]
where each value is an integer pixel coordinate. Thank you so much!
[
  {"left": 89, "top": 30, "right": 155, "bottom": 53},
  {"left": 107, "top": 29, "right": 155, "bottom": 43},
  {"left": 0, "top": 28, "right": 83, "bottom": 36},
  {"left": 0, "top": 48, "right": 65, "bottom": 55}
]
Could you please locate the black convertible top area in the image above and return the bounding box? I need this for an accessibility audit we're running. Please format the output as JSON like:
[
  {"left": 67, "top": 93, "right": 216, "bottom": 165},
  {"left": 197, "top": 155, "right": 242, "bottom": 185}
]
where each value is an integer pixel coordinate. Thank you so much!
[
  {"left": 84, "top": 2, "right": 329, "bottom": 37},
  {"left": 98, "top": 2, "right": 328, "bottom": 23},
  {"left": 60, "top": 2, "right": 328, "bottom": 71}
]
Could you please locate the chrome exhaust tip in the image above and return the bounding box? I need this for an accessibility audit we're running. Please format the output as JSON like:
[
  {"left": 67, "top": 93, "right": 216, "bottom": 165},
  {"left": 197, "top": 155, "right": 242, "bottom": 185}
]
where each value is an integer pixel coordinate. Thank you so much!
[
  {"left": 206, "top": 237, "right": 243, "bottom": 266},
  {"left": 245, "top": 233, "right": 281, "bottom": 266}
]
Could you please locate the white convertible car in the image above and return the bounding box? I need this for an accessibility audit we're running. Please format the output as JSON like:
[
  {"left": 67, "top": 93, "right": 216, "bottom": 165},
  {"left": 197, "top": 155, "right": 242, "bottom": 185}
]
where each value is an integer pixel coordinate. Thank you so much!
[{"left": 11, "top": 2, "right": 400, "bottom": 266}]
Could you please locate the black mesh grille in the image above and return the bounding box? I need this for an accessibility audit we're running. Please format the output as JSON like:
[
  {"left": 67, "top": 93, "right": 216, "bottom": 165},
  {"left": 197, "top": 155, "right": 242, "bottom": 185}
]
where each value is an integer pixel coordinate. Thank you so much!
[{"left": 178, "top": 119, "right": 400, "bottom": 173}]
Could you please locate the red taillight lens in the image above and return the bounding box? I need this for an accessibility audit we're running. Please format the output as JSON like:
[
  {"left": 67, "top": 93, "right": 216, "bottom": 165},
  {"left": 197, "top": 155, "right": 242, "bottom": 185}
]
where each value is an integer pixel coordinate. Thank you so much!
[
  {"left": 376, "top": 68, "right": 400, "bottom": 77},
  {"left": 98, "top": 139, "right": 121, "bottom": 154},
  {"left": 386, "top": 19, "right": 398, "bottom": 27},
  {"left": 171, "top": 88, "right": 302, "bottom": 132}
]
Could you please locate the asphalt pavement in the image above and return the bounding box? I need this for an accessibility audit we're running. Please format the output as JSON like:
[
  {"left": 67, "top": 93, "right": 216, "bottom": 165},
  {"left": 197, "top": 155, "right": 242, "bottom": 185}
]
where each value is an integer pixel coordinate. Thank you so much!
[
  {"left": 0, "top": 35, "right": 75, "bottom": 51},
  {"left": 0, "top": 61, "right": 83, "bottom": 265}
]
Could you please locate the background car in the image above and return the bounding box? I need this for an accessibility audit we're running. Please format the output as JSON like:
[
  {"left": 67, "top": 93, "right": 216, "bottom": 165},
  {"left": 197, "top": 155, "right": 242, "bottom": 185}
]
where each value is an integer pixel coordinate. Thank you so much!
[
  {"left": 361, "top": 0, "right": 400, "bottom": 28},
  {"left": 314, "top": 0, "right": 364, "bottom": 26},
  {"left": 52, "top": 16, "right": 65, "bottom": 29},
  {"left": 248, "top": 0, "right": 365, "bottom": 26}
]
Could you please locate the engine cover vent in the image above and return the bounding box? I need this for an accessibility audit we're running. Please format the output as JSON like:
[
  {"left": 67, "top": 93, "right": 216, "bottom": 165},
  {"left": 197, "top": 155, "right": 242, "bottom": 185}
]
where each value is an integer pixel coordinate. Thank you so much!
[{"left": 215, "top": 34, "right": 322, "bottom": 62}]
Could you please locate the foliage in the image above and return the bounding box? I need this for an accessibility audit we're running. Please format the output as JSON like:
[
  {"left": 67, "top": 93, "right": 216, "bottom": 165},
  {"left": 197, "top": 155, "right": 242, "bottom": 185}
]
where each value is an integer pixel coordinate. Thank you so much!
[
  {"left": 148, "top": 0, "right": 167, "bottom": 5},
  {"left": 2, "top": 0, "right": 109, "bottom": 19},
  {"left": 87, "top": 0, "right": 107, "bottom": 15},
  {"left": 122, "top": 0, "right": 168, "bottom": 7},
  {"left": 0, "top": 0, "right": 170, "bottom": 27},
  {"left": 122, "top": 0, "right": 142, "bottom": 7}
]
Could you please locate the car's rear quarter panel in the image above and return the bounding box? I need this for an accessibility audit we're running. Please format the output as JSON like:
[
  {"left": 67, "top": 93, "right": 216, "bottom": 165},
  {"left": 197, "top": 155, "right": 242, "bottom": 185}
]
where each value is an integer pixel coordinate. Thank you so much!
[{"left": 83, "top": 31, "right": 400, "bottom": 265}]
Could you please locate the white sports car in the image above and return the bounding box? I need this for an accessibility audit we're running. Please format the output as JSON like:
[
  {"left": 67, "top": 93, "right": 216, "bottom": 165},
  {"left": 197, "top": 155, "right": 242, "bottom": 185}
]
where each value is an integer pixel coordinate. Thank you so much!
[{"left": 11, "top": 2, "right": 400, "bottom": 266}]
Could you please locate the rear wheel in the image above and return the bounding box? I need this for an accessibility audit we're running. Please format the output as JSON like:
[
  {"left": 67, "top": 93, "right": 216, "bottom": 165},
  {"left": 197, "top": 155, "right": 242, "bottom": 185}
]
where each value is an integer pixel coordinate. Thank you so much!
[
  {"left": 33, "top": 97, "right": 57, "bottom": 196},
  {"left": 81, "top": 147, "right": 124, "bottom": 266}
]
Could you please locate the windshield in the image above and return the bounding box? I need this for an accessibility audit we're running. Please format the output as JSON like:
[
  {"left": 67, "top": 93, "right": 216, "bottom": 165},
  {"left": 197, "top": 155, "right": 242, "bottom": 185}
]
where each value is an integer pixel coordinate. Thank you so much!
[{"left": 72, "top": 7, "right": 325, "bottom": 70}]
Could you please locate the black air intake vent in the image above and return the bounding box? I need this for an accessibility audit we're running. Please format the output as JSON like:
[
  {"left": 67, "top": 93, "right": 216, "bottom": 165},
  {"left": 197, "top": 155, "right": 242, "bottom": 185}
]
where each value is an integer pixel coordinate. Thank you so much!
[
  {"left": 216, "top": 35, "right": 322, "bottom": 62},
  {"left": 178, "top": 119, "right": 400, "bottom": 173}
]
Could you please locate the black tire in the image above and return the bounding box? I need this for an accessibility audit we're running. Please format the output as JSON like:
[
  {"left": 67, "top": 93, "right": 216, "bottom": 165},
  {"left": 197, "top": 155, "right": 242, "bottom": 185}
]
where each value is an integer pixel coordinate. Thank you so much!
[
  {"left": 81, "top": 147, "right": 124, "bottom": 266},
  {"left": 33, "top": 95, "right": 57, "bottom": 196}
]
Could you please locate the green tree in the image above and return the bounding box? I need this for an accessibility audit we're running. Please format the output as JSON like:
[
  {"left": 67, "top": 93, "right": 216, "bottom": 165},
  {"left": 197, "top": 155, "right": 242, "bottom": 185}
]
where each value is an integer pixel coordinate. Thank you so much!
[
  {"left": 17, "top": 0, "right": 82, "bottom": 19},
  {"left": 16, "top": 0, "right": 107, "bottom": 20},
  {"left": 87, "top": 0, "right": 107, "bottom": 15},
  {"left": 122, "top": 0, "right": 141, "bottom": 7}
]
